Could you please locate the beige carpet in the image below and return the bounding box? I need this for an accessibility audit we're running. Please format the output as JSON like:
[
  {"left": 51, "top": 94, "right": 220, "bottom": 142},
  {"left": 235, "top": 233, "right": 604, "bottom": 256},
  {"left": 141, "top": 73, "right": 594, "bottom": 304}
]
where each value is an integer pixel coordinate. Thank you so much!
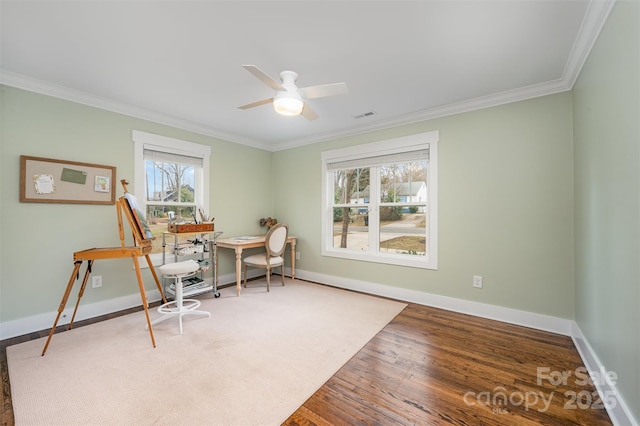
[{"left": 7, "top": 279, "right": 406, "bottom": 425}]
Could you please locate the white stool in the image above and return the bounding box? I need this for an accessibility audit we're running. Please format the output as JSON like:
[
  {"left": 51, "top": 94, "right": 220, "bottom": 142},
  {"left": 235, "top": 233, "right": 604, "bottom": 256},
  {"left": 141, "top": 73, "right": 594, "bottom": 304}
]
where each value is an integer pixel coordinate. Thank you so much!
[{"left": 151, "top": 260, "right": 210, "bottom": 334}]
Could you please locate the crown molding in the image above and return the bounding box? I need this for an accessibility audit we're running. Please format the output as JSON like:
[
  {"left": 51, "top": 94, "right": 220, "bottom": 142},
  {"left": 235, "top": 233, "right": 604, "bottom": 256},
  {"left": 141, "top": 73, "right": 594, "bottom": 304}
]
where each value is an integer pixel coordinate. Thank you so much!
[
  {"left": 0, "top": 70, "right": 272, "bottom": 151},
  {"left": 1, "top": 0, "right": 615, "bottom": 152},
  {"left": 271, "top": 0, "right": 616, "bottom": 151},
  {"left": 272, "top": 78, "right": 571, "bottom": 151},
  {"left": 562, "top": 0, "right": 616, "bottom": 88}
]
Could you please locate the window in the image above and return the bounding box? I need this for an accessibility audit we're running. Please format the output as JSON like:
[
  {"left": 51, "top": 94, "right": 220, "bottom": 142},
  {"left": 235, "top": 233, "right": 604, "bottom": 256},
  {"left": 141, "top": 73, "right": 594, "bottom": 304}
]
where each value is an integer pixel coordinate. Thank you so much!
[
  {"left": 133, "top": 130, "right": 211, "bottom": 256},
  {"left": 321, "top": 131, "right": 438, "bottom": 269}
]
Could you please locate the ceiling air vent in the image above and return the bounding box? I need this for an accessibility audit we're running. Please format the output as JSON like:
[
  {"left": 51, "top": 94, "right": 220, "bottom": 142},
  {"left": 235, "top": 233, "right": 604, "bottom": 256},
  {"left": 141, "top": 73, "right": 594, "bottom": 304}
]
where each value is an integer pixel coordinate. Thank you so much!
[{"left": 354, "top": 111, "right": 376, "bottom": 119}]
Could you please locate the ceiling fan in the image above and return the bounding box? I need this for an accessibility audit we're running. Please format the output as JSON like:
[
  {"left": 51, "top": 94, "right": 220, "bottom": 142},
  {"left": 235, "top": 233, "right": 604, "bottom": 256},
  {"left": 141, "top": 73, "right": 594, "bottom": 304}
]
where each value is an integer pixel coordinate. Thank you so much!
[{"left": 238, "top": 65, "right": 348, "bottom": 121}]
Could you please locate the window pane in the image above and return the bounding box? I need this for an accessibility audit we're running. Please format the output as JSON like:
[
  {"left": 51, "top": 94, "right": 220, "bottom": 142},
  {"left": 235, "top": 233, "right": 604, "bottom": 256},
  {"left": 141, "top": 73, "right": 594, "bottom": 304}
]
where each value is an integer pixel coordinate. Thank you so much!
[
  {"left": 332, "top": 207, "right": 369, "bottom": 250},
  {"left": 135, "top": 131, "right": 210, "bottom": 258},
  {"left": 333, "top": 168, "right": 370, "bottom": 205},
  {"left": 380, "top": 161, "right": 428, "bottom": 203},
  {"left": 322, "top": 131, "right": 437, "bottom": 269},
  {"left": 145, "top": 160, "right": 196, "bottom": 203},
  {"left": 143, "top": 156, "right": 199, "bottom": 255},
  {"left": 146, "top": 205, "right": 196, "bottom": 222},
  {"left": 379, "top": 210, "right": 427, "bottom": 256},
  {"left": 145, "top": 205, "right": 197, "bottom": 254}
]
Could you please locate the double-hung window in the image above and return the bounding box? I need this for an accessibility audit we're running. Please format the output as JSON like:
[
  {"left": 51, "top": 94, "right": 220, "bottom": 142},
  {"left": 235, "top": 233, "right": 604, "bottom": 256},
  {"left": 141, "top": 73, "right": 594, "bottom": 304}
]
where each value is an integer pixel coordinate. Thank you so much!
[
  {"left": 321, "top": 131, "right": 438, "bottom": 269},
  {"left": 133, "top": 130, "right": 211, "bottom": 256}
]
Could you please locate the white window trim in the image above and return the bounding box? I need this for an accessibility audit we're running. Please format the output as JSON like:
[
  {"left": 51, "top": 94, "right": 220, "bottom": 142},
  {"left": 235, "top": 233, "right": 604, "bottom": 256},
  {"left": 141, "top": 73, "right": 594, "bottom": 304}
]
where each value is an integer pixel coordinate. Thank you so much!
[
  {"left": 132, "top": 130, "right": 211, "bottom": 264},
  {"left": 321, "top": 131, "right": 438, "bottom": 270}
]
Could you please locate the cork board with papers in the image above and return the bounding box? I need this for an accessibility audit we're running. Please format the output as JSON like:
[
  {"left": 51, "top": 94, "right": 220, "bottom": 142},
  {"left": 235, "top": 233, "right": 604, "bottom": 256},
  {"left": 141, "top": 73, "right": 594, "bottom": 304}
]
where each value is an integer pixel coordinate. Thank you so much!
[{"left": 20, "top": 155, "right": 116, "bottom": 204}]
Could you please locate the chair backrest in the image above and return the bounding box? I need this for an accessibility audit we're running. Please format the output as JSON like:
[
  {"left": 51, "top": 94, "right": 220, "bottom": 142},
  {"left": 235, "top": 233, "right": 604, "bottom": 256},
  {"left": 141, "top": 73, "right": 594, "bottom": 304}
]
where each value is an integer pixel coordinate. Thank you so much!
[{"left": 265, "top": 223, "right": 288, "bottom": 258}]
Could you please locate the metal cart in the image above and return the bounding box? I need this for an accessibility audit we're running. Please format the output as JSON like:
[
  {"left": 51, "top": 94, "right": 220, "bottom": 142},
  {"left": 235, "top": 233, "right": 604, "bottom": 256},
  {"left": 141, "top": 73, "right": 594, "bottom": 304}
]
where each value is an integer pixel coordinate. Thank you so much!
[{"left": 210, "top": 231, "right": 223, "bottom": 297}]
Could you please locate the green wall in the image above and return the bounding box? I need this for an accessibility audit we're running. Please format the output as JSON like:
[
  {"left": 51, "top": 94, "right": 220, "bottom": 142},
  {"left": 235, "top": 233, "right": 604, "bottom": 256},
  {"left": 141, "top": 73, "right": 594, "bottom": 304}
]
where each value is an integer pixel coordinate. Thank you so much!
[
  {"left": 1, "top": 2, "right": 637, "bottom": 417},
  {"left": 273, "top": 92, "right": 575, "bottom": 318},
  {"left": 573, "top": 0, "right": 640, "bottom": 420},
  {"left": 0, "top": 85, "right": 272, "bottom": 323},
  {"left": 0, "top": 84, "right": 577, "bottom": 324}
]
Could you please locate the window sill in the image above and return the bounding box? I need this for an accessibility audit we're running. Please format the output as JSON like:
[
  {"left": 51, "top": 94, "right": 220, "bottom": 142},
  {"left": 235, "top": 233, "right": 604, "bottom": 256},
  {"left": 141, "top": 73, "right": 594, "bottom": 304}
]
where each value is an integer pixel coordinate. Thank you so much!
[{"left": 322, "top": 248, "right": 437, "bottom": 270}]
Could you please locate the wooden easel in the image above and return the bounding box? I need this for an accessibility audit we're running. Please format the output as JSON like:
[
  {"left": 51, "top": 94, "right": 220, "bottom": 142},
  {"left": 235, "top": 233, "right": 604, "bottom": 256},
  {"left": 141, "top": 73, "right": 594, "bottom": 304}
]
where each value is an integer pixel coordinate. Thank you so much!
[{"left": 41, "top": 180, "right": 167, "bottom": 355}]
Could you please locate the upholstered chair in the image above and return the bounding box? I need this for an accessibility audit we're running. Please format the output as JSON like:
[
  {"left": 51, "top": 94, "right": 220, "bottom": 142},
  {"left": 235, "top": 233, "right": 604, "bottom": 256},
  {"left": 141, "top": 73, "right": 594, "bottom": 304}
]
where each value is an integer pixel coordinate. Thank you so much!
[{"left": 243, "top": 223, "right": 289, "bottom": 291}]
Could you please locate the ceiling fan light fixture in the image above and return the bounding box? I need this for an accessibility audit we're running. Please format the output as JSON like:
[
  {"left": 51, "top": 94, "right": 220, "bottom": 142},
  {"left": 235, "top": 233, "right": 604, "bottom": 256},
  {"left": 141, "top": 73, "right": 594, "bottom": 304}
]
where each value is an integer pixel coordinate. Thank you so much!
[
  {"left": 273, "top": 93, "right": 304, "bottom": 116},
  {"left": 239, "top": 65, "right": 347, "bottom": 121}
]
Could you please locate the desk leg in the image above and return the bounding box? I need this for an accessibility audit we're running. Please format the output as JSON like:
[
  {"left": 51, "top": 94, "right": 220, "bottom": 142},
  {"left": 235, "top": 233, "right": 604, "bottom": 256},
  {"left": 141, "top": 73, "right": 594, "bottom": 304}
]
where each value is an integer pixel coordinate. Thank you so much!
[
  {"left": 290, "top": 240, "right": 296, "bottom": 281},
  {"left": 234, "top": 247, "right": 243, "bottom": 296}
]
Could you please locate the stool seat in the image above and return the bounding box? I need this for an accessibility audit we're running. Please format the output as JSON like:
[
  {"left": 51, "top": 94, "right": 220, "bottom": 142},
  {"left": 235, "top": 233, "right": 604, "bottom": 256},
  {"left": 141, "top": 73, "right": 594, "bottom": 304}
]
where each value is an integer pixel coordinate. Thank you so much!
[
  {"left": 151, "top": 260, "right": 210, "bottom": 334},
  {"left": 159, "top": 259, "right": 200, "bottom": 276}
]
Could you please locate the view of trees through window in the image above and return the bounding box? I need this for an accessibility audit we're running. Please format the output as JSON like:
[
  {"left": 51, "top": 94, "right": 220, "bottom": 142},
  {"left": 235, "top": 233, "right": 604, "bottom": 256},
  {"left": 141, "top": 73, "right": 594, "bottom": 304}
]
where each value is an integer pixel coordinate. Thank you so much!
[
  {"left": 144, "top": 157, "right": 198, "bottom": 253},
  {"left": 133, "top": 130, "right": 210, "bottom": 257},
  {"left": 332, "top": 160, "right": 428, "bottom": 256}
]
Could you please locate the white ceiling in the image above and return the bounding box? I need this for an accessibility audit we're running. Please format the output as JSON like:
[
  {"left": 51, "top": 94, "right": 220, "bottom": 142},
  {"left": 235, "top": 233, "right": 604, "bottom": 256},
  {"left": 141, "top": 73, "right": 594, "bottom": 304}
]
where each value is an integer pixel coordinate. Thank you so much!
[{"left": 1, "top": 1, "right": 613, "bottom": 151}]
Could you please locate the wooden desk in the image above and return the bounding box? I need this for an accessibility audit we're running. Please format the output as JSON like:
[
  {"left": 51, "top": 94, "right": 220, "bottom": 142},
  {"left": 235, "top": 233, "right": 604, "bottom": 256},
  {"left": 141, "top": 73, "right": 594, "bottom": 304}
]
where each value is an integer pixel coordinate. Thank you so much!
[{"left": 216, "top": 235, "right": 297, "bottom": 296}]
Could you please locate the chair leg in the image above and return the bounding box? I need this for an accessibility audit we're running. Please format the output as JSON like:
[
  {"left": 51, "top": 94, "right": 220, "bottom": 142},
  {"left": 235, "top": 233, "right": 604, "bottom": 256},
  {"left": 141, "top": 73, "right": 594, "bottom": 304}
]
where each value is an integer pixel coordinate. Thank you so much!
[
  {"left": 281, "top": 265, "right": 285, "bottom": 286},
  {"left": 266, "top": 267, "right": 270, "bottom": 292},
  {"left": 152, "top": 273, "right": 210, "bottom": 335},
  {"left": 243, "top": 264, "right": 248, "bottom": 288},
  {"left": 176, "top": 277, "right": 184, "bottom": 335}
]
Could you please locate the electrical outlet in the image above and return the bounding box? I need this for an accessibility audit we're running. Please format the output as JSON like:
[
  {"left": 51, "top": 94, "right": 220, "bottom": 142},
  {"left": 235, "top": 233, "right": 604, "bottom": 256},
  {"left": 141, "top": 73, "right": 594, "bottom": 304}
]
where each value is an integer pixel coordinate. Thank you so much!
[
  {"left": 296, "top": 251, "right": 300, "bottom": 260},
  {"left": 472, "top": 275, "right": 483, "bottom": 289},
  {"left": 92, "top": 275, "right": 103, "bottom": 288}
]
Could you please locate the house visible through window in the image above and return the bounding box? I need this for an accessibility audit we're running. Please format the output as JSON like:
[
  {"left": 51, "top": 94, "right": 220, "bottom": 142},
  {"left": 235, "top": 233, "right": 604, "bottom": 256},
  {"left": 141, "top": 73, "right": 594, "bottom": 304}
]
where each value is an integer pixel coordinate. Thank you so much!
[
  {"left": 144, "top": 150, "right": 200, "bottom": 223},
  {"left": 322, "top": 131, "right": 438, "bottom": 269},
  {"left": 133, "top": 130, "right": 210, "bottom": 256}
]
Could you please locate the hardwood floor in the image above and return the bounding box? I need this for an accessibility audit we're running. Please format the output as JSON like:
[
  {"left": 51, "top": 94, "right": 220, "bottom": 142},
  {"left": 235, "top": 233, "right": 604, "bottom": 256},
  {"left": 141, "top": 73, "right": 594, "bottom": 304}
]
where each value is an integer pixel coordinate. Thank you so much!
[
  {"left": 2, "top": 293, "right": 612, "bottom": 425},
  {"left": 284, "top": 303, "right": 612, "bottom": 426}
]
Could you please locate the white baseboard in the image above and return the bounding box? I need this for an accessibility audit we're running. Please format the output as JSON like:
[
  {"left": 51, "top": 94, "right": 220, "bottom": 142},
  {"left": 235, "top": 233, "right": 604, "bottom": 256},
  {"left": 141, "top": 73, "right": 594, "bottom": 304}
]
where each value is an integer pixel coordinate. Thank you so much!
[
  {"left": 2, "top": 267, "right": 570, "bottom": 340},
  {"left": 0, "top": 271, "right": 243, "bottom": 341},
  {"left": 0, "top": 290, "right": 163, "bottom": 341},
  {"left": 293, "top": 269, "right": 572, "bottom": 335},
  {"left": 292, "top": 268, "right": 637, "bottom": 426},
  {"left": 571, "top": 322, "right": 638, "bottom": 426},
  {"left": 3, "top": 267, "right": 636, "bottom": 426}
]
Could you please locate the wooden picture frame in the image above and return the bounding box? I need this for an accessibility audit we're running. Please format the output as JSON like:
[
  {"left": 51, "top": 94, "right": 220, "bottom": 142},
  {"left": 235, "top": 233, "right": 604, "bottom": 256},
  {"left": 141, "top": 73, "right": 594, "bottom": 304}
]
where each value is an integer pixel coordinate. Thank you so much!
[{"left": 20, "top": 155, "right": 116, "bottom": 204}]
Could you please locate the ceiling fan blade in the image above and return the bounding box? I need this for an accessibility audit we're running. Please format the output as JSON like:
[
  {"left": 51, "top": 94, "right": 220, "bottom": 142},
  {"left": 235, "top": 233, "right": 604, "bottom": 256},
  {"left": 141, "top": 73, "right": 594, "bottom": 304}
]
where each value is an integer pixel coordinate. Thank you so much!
[
  {"left": 301, "top": 103, "right": 319, "bottom": 121},
  {"left": 299, "top": 82, "right": 348, "bottom": 99},
  {"left": 242, "top": 65, "right": 284, "bottom": 91},
  {"left": 238, "top": 97, "right": 273, "bottom": 110}
]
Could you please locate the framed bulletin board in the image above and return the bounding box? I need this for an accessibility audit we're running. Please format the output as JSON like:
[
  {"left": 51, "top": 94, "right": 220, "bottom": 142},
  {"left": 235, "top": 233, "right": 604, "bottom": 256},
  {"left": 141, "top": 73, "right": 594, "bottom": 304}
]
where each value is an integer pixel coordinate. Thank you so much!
[{"left": 20, "top": 155, "right": 116, "bottom": 204}]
